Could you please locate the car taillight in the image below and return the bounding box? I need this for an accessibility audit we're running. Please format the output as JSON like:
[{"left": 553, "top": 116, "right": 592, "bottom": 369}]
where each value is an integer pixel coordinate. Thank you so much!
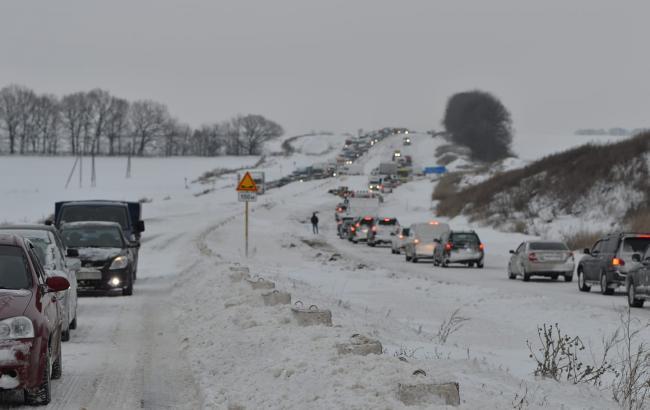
[
  {"left": 414, "top": 239, "right": 420, "bottom": 244},
  {"left": 356, "top": 223, "right": 360, "bottom": 227},
  {"left": 612, "top": 257, "right": 625, "bottom": 266},
  {"left": 528, "top": 252, "right": 538, "bottom": 262},
  {"left": 479, "top": 243, "right": 485, "bottom": 251},
  {"left": 399, "top": 235, "right": 404, "bottom": 239},
  {"left": 350, "top": 227, "right": 356, "bottom": 232},
  {"left": 372, "top": 226, "right": 377, "bottom": 232},
  {"left": 337, "top": 207, "right": 343, "bottom": 212},
  {"left": 444, "top": 242, "right": 452, "bottom": 251}
]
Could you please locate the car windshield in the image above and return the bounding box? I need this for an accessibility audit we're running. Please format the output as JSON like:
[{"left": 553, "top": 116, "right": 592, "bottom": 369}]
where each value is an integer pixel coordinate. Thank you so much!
[
  {"left": 0, "top": 229, "right": 51, "bottom": 264},
  {"left": 529, "top": 242, "right": 568, "bottom": 251},
  {"left": 451, "top": 233, "right": 480, "bottom": 246},
  {"left": 60, "top": 206, "right": 129, "bottom": 230},
  {"left": 62, "top": 226, "right": 124, "bottom": 248},
  {"left": 621, "top": 237, "right": 650, "bottom": 255},
  {"left": 0, "top": 246, "right": 31, "bottom": 289},
  {"left": 359, "top": 218, "right": 374, "bottom": 226}
]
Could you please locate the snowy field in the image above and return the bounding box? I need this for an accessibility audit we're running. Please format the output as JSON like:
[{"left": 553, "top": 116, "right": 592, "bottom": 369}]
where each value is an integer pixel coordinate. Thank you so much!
[{"left": 0, "top": 132, "right": 647, "bottom": 409}]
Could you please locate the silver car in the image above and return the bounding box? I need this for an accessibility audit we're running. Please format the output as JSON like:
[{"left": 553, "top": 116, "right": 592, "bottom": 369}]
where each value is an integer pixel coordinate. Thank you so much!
[
  {"left": 404, "top": 222, "right": 451, "bottom": 263},
  {"left": 508, "top": 241, "right": 574, "bottom": 282},
  {"left": 0, "top": 225, "right": 79, "bottom": 341},
  {"left": 391, "top": 227, "right": 410, "bottom": 254}
]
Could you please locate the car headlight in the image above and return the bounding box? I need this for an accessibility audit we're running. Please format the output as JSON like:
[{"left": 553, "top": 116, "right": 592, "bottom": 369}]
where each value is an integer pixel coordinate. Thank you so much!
[
  {"left": 0, "top": 316, "right": 35, "bottom": 339},
  {"left": 109, "top": 256, "right": 129, "bottom": 270}
]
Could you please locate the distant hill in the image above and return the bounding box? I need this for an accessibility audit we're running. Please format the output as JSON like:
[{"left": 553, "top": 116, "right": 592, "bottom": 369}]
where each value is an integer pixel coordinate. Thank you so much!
[{"left": 434, "top": 132, "right": 650, "bottom": 237}]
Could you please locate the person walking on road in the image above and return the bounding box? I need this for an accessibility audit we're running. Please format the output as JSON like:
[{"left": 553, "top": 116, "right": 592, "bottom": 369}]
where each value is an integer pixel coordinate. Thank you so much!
[{"left": 311, "top": 212, "right": 319, "bottom": 234}]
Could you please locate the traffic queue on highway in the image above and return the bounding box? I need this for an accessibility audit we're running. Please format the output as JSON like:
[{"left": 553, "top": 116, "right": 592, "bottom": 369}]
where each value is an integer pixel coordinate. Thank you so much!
[{"left": 0, "top": 200, "right": 144, "bottom": 405}]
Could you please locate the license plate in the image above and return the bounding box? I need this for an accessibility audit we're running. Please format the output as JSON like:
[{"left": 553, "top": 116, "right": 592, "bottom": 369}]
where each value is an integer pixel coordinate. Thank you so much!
[{"left": 77, "top": 269, "right": 102, "bottom": 280}]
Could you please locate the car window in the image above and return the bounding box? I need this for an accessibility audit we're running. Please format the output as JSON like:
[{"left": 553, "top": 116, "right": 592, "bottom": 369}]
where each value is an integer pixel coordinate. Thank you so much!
[
  {"left": 62, "top": 226, "right": 124, "bottom": 248},
  {"left": 378, "top": 218, "right": 397, "bottom": 225},
  {"left": 26, "top": 246, "right": 46, "bottom": 285},
  {"left": 529, "top": 242, "right": 569, "bottom": 251},
  {"left": 60, "top": 206, "right": 129, "bottom": 230},
  {"left": 591, "top": 240, "right": 603, "bottom": 254},
  {"left": 0, "top": 245, "right": 31, "bottom": 289},
  {"left": 603, "top": 238, "right": 619, "bottom": 254},
  {"left": 620, "top": 237, "right": 650, "bottom": 255},
  {"left": 516, "top": 243, "right": 526, "bottom": 253},
  {"left": 450, "top": 233, "right": 480, "bottom": 246}
]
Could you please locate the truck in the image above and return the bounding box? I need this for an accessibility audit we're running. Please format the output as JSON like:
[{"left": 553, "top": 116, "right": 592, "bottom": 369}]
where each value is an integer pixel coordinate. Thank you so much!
[
  {"left": 378, "top": 162, "right": 398, "bottom": 176},
  {"left": 49, "top": 200, "right": 145, "bottom": 276}
]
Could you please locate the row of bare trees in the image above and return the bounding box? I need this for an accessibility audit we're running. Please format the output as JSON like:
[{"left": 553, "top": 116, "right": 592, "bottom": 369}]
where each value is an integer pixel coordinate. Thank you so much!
[{"left": 0, "top": 84, "right": 284, "bottom": 156}]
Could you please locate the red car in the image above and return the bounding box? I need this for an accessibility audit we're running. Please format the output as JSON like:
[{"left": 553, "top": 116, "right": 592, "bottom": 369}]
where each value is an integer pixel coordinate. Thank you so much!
[{"left": 0, "top": 234, "right": 70, "bottom": 405}]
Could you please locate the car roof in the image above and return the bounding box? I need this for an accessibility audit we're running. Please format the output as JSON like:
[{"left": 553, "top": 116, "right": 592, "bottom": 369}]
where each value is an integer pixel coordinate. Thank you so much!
[
  {"left": 60, "top": 200, "right": 127, "bottom": 207},
  {"left": 60, "top": 221, "right": 123, "bottom": 229},
  {"left": 0, "top": 233, "right": 25, "bottom": 247},
  {"left": 0, "top": 224, "right": 58, "bottom": 233}
]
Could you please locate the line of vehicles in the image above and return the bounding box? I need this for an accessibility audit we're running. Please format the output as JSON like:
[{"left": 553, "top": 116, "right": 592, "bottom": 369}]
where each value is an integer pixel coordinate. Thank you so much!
[
  {"left": 0, "top": 200, "right": 144, "bottom": 405},
  {"left": 334, "top": 194, "right": 650, "bottom": 309}
]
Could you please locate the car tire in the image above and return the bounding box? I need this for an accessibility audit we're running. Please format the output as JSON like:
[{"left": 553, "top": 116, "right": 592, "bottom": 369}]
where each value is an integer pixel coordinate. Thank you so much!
[
  {"left": 411, "top": 256, "right": 418, "bottom": 263},
  {"left": 25, "top": 346, "right": 52, "bottom": 405},
  {"left": 550, "top": 274, "right": 559, "bottom": 281},
  {"left": 69, "top": 315, "right": 77, "bottom": 330},
  {"left": 600, "top": 273, "right": 614, "bottom": 295},
  {"left": 627, "top": 282, "right": 645, "bottom": 308},
  {"left": 123, "top": 274, "right": 134, "bottom": 296},
  {"left": 395, "top": 249, "right": 401, "bottom": 255},
  {"left": 507, "top": 267, "right": 516, "bottom": 280},
  {"left": 522, "top": 268, "right": 531, "bottom": 282},
  {"left": 564, "top": 273, "right": 573, "bottom": 282},
  {"left": 51, "top": 338, "right": 62, "bottom": 380},
  {"left": 405, "top": 253, "right": 411, "bottom": 262},
  {"left": 368, "top": 241, "right": 375, "bottom": 247},
  {"left": 61, "top": 328, "right": 70, "bottom": 342},
  {"left": 477, "top": 261, "right": 484, "bottom": 269},
  {"left": 467, "top": 262, "right": 474, "bottom": 268},
  {"left": 578, "top": 269, "right": 591, "bottom": 292},
  {"left": 441, "top": 259, "right": 449, "bottom": 268}
]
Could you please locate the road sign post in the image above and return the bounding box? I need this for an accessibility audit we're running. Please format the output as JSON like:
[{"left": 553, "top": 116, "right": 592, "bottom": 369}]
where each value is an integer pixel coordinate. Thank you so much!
[{"left": 236, "top": 172, "right": 258, "bottom": 258}]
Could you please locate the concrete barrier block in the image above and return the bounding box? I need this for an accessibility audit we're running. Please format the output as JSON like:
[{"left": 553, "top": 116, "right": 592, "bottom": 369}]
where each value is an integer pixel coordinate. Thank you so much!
[
  {"left": 336, "top": 334, "right": 382, "bottom": 356},
  {"left": 397, "top": 380, "right": 460, "bottom": 407},
  {"left": 290, "top": 301, "right": 332, "bottom": 326},
  {"left": 246, "top": 277, "right": 276, "bottom": 290},
  {"left": 261, "top": 290, "right": 291, "bottom": 306},
  {"left": 229, "top": 266, "right": 250, "bottom": 282}
]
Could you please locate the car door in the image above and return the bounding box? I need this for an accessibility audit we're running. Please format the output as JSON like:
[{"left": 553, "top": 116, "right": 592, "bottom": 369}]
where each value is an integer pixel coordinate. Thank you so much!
[
  {"left": 584, "top": 240, "right": 604, "bottom": 281},
  {"left": 27, "top": 245, "right": 60, "bottom": 334},
  {"left": 52, "top": 232, "right": 77, "bottom": 324},
  {"left": 642, "top": 248, "right": 650, "bottom": 295},
  {"left": 510, "top": 242, "right": 525, "bottom": 275}
]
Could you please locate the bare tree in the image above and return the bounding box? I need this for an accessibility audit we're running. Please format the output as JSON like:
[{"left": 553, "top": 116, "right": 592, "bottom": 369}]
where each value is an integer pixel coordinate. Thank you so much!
[
  {"left": 235, "top": 114, "right": 284, "bottom": 155},
  {"left": 61, "top": 92, "right": 92, "bottom": 155},
  {"left": 0, "top": 85, "right": 37, "bottom": 154},
  {"left": 105, "top": 97, "right": 129, "bottom": 155},
  {"left": 129, "top": 100, "right": 170, "bottom": 156},
  {"left": 32, "top": 94, "right": 60, "bottom": 154},
  {"left": 87, "top": 89, "right": 113, "bottom": 154}
]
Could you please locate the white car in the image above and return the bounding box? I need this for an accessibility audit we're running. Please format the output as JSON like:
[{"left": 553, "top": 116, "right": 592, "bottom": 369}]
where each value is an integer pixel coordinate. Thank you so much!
[
  {"left": 391, "top": 226, "right": 411, "bottom": 254},
  {"left": 404, "top": 222, "right": 451, "bottom": 263},
  {"left": 367, "top": 218, "right": 399, "bottom": 247}
]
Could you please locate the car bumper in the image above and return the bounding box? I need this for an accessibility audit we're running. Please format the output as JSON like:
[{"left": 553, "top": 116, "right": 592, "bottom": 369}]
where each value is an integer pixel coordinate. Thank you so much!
[
  {"left": 0, "top": 338, "right": 43, "bottom": 390},
  {"left": 524, "top": 261, "right": 574, "bottom": 274},
  {"left": 447, "top": 250, "right": 483, "bottom": 263},
  {"left": 77, "top": 267, "right": 130, "bottom": 292},
  {"left": 415, "top": 244, "right": 435, "bottom": 258}
]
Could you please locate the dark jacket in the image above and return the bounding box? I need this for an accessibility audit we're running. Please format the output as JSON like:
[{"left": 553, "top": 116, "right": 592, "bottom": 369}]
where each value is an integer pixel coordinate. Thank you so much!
[{"left": 311, "top": 214, "right": 319, "bottom": 225}]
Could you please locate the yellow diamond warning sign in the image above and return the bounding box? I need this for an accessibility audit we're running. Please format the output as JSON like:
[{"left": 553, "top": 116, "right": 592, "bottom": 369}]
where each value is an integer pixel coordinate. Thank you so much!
[{"left": 236, "top": 172, "right": 258, "bottom": 192}]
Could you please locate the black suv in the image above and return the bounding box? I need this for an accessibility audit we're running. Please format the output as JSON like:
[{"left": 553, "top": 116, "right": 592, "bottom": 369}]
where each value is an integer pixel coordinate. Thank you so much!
[
  {"left": 578, "top": 233, "right": 650, "bottom": 295},
  {"left": 626, "top": 242, "right": 650, "bottom": 308}
]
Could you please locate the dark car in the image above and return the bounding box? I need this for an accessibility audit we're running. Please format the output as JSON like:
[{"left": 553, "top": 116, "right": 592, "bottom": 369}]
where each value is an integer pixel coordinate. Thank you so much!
[
  {"left": 349, "top": 216, "right": 374, "bottom": 244},
  {"left": 337, "top": 217, "right": 355, "bottom": 239},
  {"left": 626, "top": 245, "right": 650, "bottom": 308},
  {"left": 433, "top": 230, "right": 485, "bottom": 268},
  {"left": 578, "top": 233, "right": 650, "bottom": 295},
  {"left": 0, "top": 234, "right": 69, "bottom": 405},
  {"left": 60, "top": 222, "right": 136, "bottom": 296}
]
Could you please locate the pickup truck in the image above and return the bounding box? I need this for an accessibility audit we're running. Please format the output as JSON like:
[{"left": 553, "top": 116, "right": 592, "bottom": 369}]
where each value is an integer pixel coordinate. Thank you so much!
[{"left": 48, "top": 200, "right": 145, "bottom": 276}]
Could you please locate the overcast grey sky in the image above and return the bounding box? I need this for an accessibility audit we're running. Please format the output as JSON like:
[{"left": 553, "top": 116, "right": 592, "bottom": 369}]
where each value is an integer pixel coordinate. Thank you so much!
[{"left": 1, "top": 1, "right": 648, "bottom": 137}]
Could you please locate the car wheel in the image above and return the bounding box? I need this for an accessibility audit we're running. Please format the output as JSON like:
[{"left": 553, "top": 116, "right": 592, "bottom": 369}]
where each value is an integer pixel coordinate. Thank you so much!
[
  {"left": 578, "top": 268, "right": 591, "bottom": 292},
  {"left": 395, "top": 249, "right": 401, "bottom": 255},
  {"left": 61, "top": 328, "right": 70, "bottom": 342},
  {"left": 507, "top": 266, "right": 516, "bottom": 280},
  {"left": 25, "top": 345, "right": 52, "bottom": 405},
  {"left": 522, "top": 268, "right": 531, "bottom": 282},
  {"left": 627, "top": 282, "right": 645, "bottom": 308},
  {"left": 550, "top": 274, "right": 559, "bottom": 281},
  {"left": 564, "top": 273, "right": 573, "bottom": 282},
  {"left": 477, "top": 261, "right": 484, "bottom": 269},
  {"left": 441, "top": 258, "right": 449, "bottom": 268},
  {"left": 69, "top": 315, "right": 77, "bottom": 330},
  {"left": 600, "top": 273, "right": 614, "bottom": 295},
  {"left": 368, "top": 241, "right": 375, "bottom": 247},
  {"left": 411, "top": 256, "right": 418, "bottom": 263},
  {"left": 123, "top": 274, "right": 134, "bottom": 296},
  {"left": 51, "top": 337, "right": 62, "bottom": 380},
  {"left": 467, "top": 262, "right": 474, "bottom": 268}
]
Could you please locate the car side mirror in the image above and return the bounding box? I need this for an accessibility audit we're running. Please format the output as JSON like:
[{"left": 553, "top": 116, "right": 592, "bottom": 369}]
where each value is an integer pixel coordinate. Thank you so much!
[
  {"left": 66, "top": 248, "right": 79, "bottom": 257},
  {"left": 644, "top": 257, "right": 650, "bottom": 266},
  {"left": 44, "top": 219, "right": 53, "bottom": 226},
  {"left": 583, "top": 248, "right": 590, "bottom": 255},
  {"left": 137, "top": 220, "right": 145, "bottom": 233},
  {"left": 509, "top": 250, "right": 515, "bottom": 254},
  {"left": 46, "top": 276, "right": 70, "bottom": 293},
  {"left": 129, "top": 241, "right": 140, "bottom": 248},
  {"left": 632, "top": 253, "right": 641, "bottom": 263}
]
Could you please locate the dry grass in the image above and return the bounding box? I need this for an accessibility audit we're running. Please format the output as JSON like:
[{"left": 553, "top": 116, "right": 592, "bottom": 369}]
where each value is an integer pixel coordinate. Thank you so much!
[
  {"left": 437, "top": 154, "right": 458, "bottom": 166},
  {"left": 625, "top": 207, "right": 650, "bottom": 232},
  {"left": 563, "top": 230, "right": 607, "bottom": 250},
  {"left": 431, "top": 172, "right": 463, "bottom": 203}
]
